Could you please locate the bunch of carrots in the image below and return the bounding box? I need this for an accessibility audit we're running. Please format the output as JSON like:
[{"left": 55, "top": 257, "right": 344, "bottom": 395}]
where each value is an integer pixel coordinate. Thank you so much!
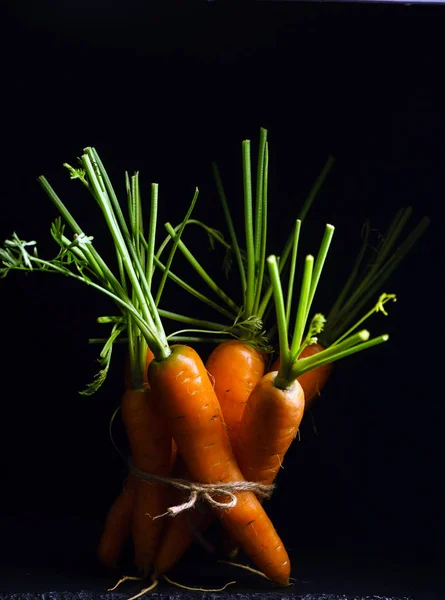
[{"left": 0, "top": 128, "right": 429, "bottom": 595}]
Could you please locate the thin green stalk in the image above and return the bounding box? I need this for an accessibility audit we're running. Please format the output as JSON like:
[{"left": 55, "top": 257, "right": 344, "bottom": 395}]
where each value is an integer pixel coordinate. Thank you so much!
[
  {"left": 40, "top": 178, "right": 139, "bottom": 305},
  {"left": 304, "top": 224, "right": 335, "bottom": 324},
  {"left": 88, "top": 148, "right": 137, "bottom": 249},
  {"left": 298, "top": 155, "right": 335, "bottom": 221},
  {"left": 266, "top": 256, "right": 290, "bottom": 380},
  {"left": 153, "top": 255, "right": 237, "bottom": 321},
  {"left": 252, "top": 141, "right": 269, "bottom": 316},
  {"left": 212, "top": 162, "right": 247, "bottom": 292},
  {"left": 330, "top": 293, "right": 396, "bottom": 347},
  {"left": 242, "top": 140, "right": 255, "bottom": 316},
  {"left": 324, "top": 215, "right": 429, "bottom": 344},
  {"left": 370, "top": 207, "right": 412, "bottom": 273},
  {"left": 81, "top": 153, "right": 157, "bottom": 334},
  {"left": 254, "top": 128, "right": 267, "bottom": 266},
  {"left": 290, "top": 256, "right": 314, "bottom": 359},
  {"left": 166, "top": 328, "right": 234, "bottom": 339},
  {"left": 90, "top": 335, "right": 237, "bottom": 345},
  {"left": 257, "top": 154, "right": 334, "bottom": 321},
  {"left": 145, "top": 183, "right": 158, "bottom": 290},
  {"left": 326, "top": 219, "right": 370, "bottom": 326},
  {"left": 164, "top": 222, "right": 240, "bottom": 315},
  {"left": 83, "top": 150, "right": 163, "bottom": 336},
  {"left": 257, "top": 226, "right": 295, "bottom": 320},
  {"left": 4, "top": 250, "right": 158, "bottom": 346},
  {"left": 166, "top": 335, "right": 232, "bottom": 344},
  {"left": 41, "top": 164, "right": 169, "bottom": 359},
  {"left": 293, "top": 333, "right": 389, "bottom": 378},
  {"left": 133, "top": 172, "right": 145, "bottom": 266},
  {"left": 156, "top": 219, "right": 230, "bottom": 262},
  {"left": 285, "top": 220, "right": 301, "bottom": 329},
  {"left": 39, "top": 178, "right": 104, "bottom": 280},
  {"left": 85, "top": 154, "right": 172, "bottom": 353},
  {"left": 157, "top": 309, "right": 233, "bottom": 332},
  {"left": 155, "top": 188, "right": 199, "bottom": 306}
]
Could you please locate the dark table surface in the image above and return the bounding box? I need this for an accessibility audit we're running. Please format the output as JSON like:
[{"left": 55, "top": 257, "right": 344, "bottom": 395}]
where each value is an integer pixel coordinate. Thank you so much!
[{"left": 0, "top": 516, "right": 441, "bottom": 600}]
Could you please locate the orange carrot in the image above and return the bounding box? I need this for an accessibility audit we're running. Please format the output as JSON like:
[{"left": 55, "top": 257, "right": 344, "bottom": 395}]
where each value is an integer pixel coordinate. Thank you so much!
[
  {"left": 218, "top": 369, "right": 305, "bottom": 558},
  {"left": 124, "top": 348, "right": 155, "bottom": 390},
  {"left": 148, "top": 344, "right": 290, "bottom": 586},
  {"left": 236, "top": 371, "right": 304, "bottom": 485},
  {"left": 98, "top": 347, "right": 158, "bottom": 569},
  {"left": 271, "top": 342, "right": 333, "bottom": 411},
  {"left": 97, "top": 473, "right": 137, "bottom": 568},
  {"left": 153, "top": 455, "right": 215, "bottom": 577},
  {"left": 205, "top": 339, "right": 267, "bottom": 441},
  {"left": 121, "top": 386, "right": 172, "bottom": 575}
]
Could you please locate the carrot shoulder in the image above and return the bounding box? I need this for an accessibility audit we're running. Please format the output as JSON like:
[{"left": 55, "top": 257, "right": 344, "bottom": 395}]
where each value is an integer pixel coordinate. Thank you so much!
[
  {"left": 148, "top": 344, "right": 290, "bottom": 586},
  {"left": 271, "top": 342, "right": 333, "bottom": 411}
]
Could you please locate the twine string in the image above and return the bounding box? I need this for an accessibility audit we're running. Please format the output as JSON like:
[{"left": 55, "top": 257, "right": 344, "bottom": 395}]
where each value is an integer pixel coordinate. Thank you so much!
[{"left": 129, "top": 462, "right": 275, "bottom": 517}]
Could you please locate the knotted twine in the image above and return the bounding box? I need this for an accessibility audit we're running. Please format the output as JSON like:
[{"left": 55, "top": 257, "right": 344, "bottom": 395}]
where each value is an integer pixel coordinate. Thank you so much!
[{"left": 129, "top": 461, "right": 275, "bottom": 518}]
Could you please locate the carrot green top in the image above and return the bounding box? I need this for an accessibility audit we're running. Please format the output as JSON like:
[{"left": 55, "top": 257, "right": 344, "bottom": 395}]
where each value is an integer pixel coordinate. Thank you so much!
[
  {"left": 0, "top": 147, "right": 250, "bottom": 390},
  {"left": 266, "top": 251, "right": 390, "bottom": 391}
]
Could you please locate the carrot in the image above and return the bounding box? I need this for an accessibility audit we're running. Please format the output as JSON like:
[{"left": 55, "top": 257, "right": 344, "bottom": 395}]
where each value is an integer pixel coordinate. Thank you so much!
[
  {"left": 97, "top": 473, "right": 138, "bottom": 568},
  {"left": 156, "top": 134, "right": 330, "bottom": 567},
  {"left": 236, "top": 371, "right": 304, "bottom": 485},
  {"left": 215, "top": 367, "right": 305, "bottom": 566},
  {"left": 149, "top": 344, "right": 291, "bottom": 586},
  {"left": 124, "top": 347, "right": 155, "bottom": 390},
  {"left": 121, "top": 386, "right": 172, "bottom": 575},
  {"left": 205, "top": 340, "right": 267, "bottom": 441},
  {"left": 153, "top": 455, "right": 215, "bottom": 577}
]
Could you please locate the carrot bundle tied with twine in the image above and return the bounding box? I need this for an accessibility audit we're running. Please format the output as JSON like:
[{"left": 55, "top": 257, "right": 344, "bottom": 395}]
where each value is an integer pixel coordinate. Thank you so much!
[{"left": 129, "top": 462, "right": 275, "bottom": 516}]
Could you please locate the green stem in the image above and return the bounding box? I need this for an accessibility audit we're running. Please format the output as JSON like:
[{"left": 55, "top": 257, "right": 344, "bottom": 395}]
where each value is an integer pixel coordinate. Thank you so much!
[
  {"left": 304, "top": 224, "right": 335, "bottom": 324},
  {"left": 293, "top": 333, "right": 389, "bottom": 378},
  {"left": 285, "top": 220, "right": 301, "bottom": 329},
  {"left": 157, "top": 309, "right": 231, "bottom": 331},
  {"left": 330, "top": 293, "right": 396, "bottom": 347},
  {"left": 323, "top": 215, "right": 429, "bottom": 345},
  {"left": 267, "top": 256, "right": 290, "bottom": 380},
  {"left": 254, "top": 128, "right": 267, "bottom": 267},
  {"left": 155, "top": 188, "right": 199, "bottom": 306},
  {"left": 242, "top": 140, "right": 255, "bottom": 316},
  {"left": 326, "top": 219, "right": 370, "bottom": 327},
  {"left": 257, "top": 225, "right": 295, "bottom": 320},
  {"left": 13, "top": 254, "right": 159, "bottom": 345},
  {"left": 290, "top": 255, "right": 314, "bottom": 360},
  {"left": 212, "top": 162, "right": 247, "bottom": 292},
  {"left": 164, "top": 222, "right": 240, "bottom": 315},
  {"left": 153, "top": 255, "right": 237, "bottom": 321},
  {"left": 40, "top": 178, "right": 139, "bottom": 306},
  {"left": 145, "top": 183, "right": 158, "bottom": 290},
  {"left": 298, "top": 155, "right": 335, "bottom": 221},
  {"left": 252, "top": 141, "right": 269, "bottom": 316},
  {"left": 81, "top": 153, "right": 158, "bottom": 335},
  {"left": 155, "top": 219, "right": 230, "bottom": 263}
]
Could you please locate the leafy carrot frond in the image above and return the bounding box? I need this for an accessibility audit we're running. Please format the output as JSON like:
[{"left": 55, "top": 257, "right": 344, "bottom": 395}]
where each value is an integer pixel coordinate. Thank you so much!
[
  {"left": 301, "top": 313, "right": 327, "bottom": 349},
  {"left": 330, "top": 292, "right": 397, "bottom": 348},
  {"left": 80, "top": 320, "right": 126, "bottom": 396},
  {"left": 0, "top": 234, "right": 37, "bottom": 272},
  {"left": 63, "top": 163, "right": 88, "bottom": 186},
  {"left": 267, "top": 237, "right": 389, "bottom": 390},
  {"left": 322, "top": 208, "right": 429, "bottom": 346}
]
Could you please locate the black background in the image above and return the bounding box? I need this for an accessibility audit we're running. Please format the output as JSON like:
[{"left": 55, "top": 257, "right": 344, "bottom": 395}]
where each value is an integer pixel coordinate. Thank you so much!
[{"left": 0, "top": 1, "right": 443, "bottom": 595}]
